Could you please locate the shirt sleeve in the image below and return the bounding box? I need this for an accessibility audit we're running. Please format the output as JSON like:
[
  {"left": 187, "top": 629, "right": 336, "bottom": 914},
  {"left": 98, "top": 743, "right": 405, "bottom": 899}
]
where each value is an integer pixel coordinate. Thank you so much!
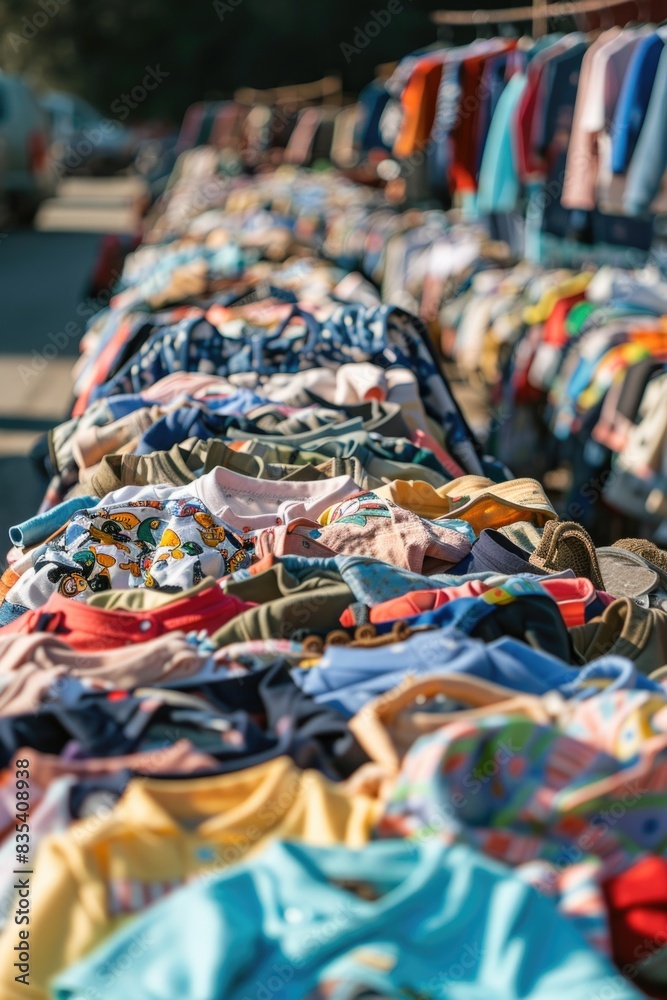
[{"left": 624, "top": 49, "right": 667, "bottom": 215}]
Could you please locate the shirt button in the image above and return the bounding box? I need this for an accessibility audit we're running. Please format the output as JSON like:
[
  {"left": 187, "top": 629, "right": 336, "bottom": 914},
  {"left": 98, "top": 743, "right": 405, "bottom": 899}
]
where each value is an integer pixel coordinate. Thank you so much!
[
  {"left": 195, "top": 846, "right": 217, "bottom": 861},
  {"left": 139, "top": 621, "right": 152, "bottom": 632}
]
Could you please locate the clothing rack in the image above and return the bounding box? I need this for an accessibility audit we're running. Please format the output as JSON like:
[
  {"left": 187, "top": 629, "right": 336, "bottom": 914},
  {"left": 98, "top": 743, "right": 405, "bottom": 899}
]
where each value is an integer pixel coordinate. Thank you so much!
[
  {"left": 234, "top": 76, "right": 343, "bottom": 108},
  {"left": 432, "top": 0, "right": 642, "bottom": 37}
]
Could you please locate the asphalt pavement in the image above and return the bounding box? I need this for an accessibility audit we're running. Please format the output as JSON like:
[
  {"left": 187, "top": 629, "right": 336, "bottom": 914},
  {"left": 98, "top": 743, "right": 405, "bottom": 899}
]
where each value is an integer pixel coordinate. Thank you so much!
[{"left": 0, "top": 177, "right": 145, "bottom": 559}]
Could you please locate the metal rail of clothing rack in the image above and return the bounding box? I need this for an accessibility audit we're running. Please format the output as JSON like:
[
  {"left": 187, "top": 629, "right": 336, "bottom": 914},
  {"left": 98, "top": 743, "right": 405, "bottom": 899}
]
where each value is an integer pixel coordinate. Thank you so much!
[{"left": 432, "top": 0, "right": 648, "bottom": 38}]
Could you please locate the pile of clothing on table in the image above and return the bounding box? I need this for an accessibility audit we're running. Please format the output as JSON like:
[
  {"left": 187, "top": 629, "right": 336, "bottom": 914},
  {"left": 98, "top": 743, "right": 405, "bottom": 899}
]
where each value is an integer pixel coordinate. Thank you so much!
[{"left": 4, "top": 163, "right": 667, "bottom": 1000}]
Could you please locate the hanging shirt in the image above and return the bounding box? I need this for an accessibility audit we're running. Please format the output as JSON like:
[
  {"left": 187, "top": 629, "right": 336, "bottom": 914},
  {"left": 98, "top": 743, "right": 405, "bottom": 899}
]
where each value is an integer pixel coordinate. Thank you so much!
[
  {"left": 624, "top": 46, "right": 667, "bottom": 215},
  {"left": 610, "top": 31, "right": 666, "bottom": 175},
  {"left": 478, "top": 72, "right": 527, "bottom": 214}
]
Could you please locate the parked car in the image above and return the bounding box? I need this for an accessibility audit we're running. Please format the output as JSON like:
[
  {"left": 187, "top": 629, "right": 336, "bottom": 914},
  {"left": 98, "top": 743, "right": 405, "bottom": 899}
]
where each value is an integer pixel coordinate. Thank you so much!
[
  {"left": 0, "top": 129, "right": 8, "bottom": 226},
  {"left": 132, "top": 128, "right": 179, "bottom": 201},
  {"left": 0, "top": 73, "right": 54, "bottom": 222},
  {"left": 39, "top": 91, "right": 135, "bottom": 177}
]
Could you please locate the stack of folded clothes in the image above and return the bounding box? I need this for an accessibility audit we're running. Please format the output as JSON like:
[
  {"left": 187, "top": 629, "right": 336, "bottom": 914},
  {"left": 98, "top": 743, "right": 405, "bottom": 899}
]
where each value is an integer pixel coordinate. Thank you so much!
[{"left": 1, "top": 164, "right": 667, "bottom": 1000}]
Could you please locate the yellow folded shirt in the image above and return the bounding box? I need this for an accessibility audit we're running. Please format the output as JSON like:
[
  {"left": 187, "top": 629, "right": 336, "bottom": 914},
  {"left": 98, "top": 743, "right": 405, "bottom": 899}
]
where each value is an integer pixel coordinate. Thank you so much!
[
  {"left": 0, "top": 756, "right": 380, "bottom": 1000},
  {"left": 366, "top": 476, "right": 557, "bottom": 534}
]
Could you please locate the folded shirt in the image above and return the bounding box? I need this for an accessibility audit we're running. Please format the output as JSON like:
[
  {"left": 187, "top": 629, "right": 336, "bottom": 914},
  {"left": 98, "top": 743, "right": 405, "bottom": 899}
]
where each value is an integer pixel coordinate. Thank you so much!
[
  {"left": 93, "top": 467, "right": 360, "bottom": 536},
  {"left": 0, "top": 631, "right": 233, "bottom": 716},
  {"left": 0, "top": 758, "right": 380, "bottom": 1000},
  {"left": 293, "top": 626, "right": 660, "bottom": 717},
  {"left": 76, "top": 438, "right": 376, "bottom": 499},
  {"left": 218, "top": 561, "right": 354, "bottom": 644},
  {"left": 365, "top": 578, "right": 573, "bottom": 660},
  {"left": 253, "top": 493, "right": 473, "bottom": 574},
  {"left": 0, "top": 494, "right": 256, "bottom": 621},
  {"left": 51, "top": 838, "right": 640, "bottom": 1000},
  {"left": 368, "top": 475, "right": 558, "bottom": 535},
  {"left": 344, "top": 575, "right": 613, "bottom": 629},
  {"left": 0, "top": 577, "right": 254, "bottom": 648},
  {"left": 452, "top": 527, "right": 549, "bottom": 575},
  {"left": 377, "top": 695, "right": 667, "bottom": 882}
]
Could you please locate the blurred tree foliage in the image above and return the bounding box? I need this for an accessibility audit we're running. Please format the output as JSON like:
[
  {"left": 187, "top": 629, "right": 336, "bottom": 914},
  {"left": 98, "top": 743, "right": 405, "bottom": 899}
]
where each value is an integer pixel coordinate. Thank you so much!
[{"left": 0, "top": 0, "right": 494, "bottom": 121}]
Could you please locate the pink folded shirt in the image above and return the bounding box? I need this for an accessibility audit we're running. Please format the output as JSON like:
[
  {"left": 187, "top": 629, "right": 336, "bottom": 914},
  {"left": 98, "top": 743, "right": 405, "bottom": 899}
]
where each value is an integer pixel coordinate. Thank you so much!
[
  {"left": 252, "top": 493, "right": 472, "bottom": 573},
  {"left": 98, "top": 468, "right": 361, "bottom": 537}
]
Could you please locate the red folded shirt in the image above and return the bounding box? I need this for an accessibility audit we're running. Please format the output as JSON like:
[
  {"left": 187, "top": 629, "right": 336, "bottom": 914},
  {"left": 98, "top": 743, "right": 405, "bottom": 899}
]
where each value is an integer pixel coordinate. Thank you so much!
[
  {"left": 0, "top": 581, "right": 254, "bottom": 651},
  {"left": 603, "top": 857, "right": 667, "bottom": 970},
  {"left": 340, "top": 576, "right": 615, "bottom": 629}
]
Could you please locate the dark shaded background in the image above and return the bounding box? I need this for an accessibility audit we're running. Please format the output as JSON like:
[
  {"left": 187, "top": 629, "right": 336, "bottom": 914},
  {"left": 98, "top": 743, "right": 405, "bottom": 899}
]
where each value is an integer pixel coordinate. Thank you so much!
[
  {"left": 0, "top": 0, "right": 534, "bottom": 120},
  {"left": 3, "top": 0, "right": 444, "bottom": 120},
  {"left": 2, "top": 0, "right": 661, "bottom": 123}
]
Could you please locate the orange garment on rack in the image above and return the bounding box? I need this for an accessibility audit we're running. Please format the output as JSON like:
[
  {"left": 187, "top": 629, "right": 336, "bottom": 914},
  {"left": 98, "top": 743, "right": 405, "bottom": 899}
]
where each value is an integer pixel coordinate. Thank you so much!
[{"left": 394, "top": 57, "right": 444, "bottom": 159}]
